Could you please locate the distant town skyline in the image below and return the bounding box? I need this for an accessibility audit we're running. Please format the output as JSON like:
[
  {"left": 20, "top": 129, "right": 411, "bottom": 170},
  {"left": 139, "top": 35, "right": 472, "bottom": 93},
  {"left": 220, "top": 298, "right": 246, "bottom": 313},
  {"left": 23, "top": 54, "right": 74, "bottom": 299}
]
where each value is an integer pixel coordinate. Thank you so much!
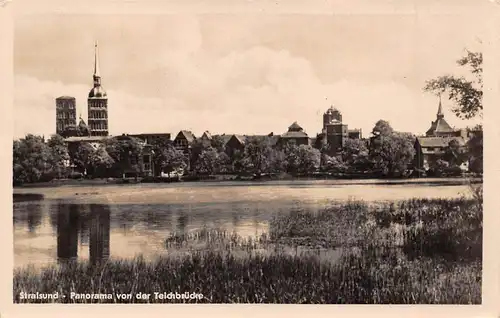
[{"left": 14, "top": 4, "right": 484, "bottom": 139}]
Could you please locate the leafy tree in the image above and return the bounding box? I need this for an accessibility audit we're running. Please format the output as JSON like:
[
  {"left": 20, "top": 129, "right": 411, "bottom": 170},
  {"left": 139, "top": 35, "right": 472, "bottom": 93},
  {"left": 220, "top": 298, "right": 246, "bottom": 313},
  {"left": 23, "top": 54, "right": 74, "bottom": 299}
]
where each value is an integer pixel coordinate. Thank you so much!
[
  {"left": 241, "top": 137, "right": 274, "bottom": 176},
  {"left": 70, "top": 142, "right": 115, "bottom": 177},
  {"left": 105, "top": 137, "right": 144, "bottom": 178},
  {"left": 424, "top": 50, "right": 482, "bottom": 119},
  {"left": 149, "top": 136, "right": 173, "bottom": 176},
  {"left": 47, "top": 134, "right": 70, "bottom": 179},
  {"left": 193, "top": 147, "right": 228, "bottom": 175},
  {"left": 230, "top": 149, "right": 245, "bottom": 174},
  {"left": 370, "top": 132, "right": 415, "bottom": 178},
  {"left": 210, "top": 135, "right": 227, "bottom": 152},
  {"left": 372, "top": 120, "right": 394, "bottom": 137},
  {"left": 429, "top": 159, "right": 450, "bottom": 177},
  {"left": 71, "top": 142, "right": 95, "bottom": 176},
  {"left": 467, "top": 125, "right": 483, "bottom": 173},
  {"left": 217, "top": 151, "right": 230, "bottom": 173},
  {"left": 189, "top": 139, "right": 210, "bottom": 171},
  {"left": 90, "top": 145, "right": 115, "bottom": 176},
  {"left": 443, "top": 139, "right": 466, "bottom": 167},
  {"left": 340, "top": 138, "right": 370, "bottom": 172},
  {"left": 321, "top": 154, "right": 347, "bottom": 173},
  {"left": 13, "top": 135, "right": 54, "bottom": 185},
  {"left": 283, "top": 142, "right": 301, "bottom": 175},
  {"left": 154, "top": 144, "right": 187, "bottom": 178},
  {"left": 284, "top": 143, "right": 321, "bottom": 175},
  {"left": 267, "top": 148, "right": 287, "bottom": 173},
  {"left": 297, "top": 145, "right": 321, "bottom": 174}
]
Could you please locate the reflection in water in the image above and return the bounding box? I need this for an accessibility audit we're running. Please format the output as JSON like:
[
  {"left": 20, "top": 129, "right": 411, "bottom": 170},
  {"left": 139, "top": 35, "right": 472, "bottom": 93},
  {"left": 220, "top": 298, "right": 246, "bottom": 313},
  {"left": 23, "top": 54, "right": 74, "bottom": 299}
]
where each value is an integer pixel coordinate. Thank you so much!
[
  {"left": 79, "top": 212, "right": 90, "bottom": 245},
  {"left": 15, "top": 200, "right": 294, "bottom": 268},
  {"left": 13, "top": 193, "right": 44, "bottom": 202},
  {"left": 56, "top": 204, "right": 79, "bottom": 263},
  {"left": 54, "top": 203, "right": 111, "bottom": 265},
  {"left": 14, "top": 182, "right": 471, "bottom": 268},
  {"left": 89, "top": 205, "right": 111, "bottom": 265},
  {"left": 26, "top": 204, "right": 43, "bottom": 233},
  {"left": 13, "top": 202, "right": 43, "bottom": 233}
]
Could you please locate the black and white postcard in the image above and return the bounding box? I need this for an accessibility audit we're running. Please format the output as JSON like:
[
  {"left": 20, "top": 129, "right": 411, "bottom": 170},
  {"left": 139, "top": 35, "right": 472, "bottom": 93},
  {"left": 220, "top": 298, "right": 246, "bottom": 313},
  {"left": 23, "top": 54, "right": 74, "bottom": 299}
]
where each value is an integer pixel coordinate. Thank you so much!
[{"left": 3, "top": 0, "right": 499, "bottom": 317}]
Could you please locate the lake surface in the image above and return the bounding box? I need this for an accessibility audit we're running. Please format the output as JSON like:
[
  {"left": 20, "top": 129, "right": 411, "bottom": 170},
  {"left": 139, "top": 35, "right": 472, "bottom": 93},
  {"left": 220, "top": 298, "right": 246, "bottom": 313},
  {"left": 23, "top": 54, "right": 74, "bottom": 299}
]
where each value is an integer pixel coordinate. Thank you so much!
[{"left": 13, "top": 179, "right": 474, "bottom": 269}]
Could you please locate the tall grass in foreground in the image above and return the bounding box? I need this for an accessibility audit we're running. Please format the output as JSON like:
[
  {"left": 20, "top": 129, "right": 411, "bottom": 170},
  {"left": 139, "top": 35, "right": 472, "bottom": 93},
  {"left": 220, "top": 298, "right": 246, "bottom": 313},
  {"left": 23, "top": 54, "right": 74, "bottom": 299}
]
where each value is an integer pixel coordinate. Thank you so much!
[
  {"left": 14, "top": 248, "right": 480, "bottom": 304},
  {"left": 14, "top": 192, "right": 482, "bottom": 304}
]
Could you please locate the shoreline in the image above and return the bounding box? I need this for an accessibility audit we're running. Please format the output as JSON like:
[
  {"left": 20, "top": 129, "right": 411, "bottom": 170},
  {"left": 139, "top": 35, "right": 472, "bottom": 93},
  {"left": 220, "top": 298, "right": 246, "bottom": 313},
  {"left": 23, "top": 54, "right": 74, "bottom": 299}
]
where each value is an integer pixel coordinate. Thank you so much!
[{"left": 13, "top": 175, "right": 482, "bottom": 190}]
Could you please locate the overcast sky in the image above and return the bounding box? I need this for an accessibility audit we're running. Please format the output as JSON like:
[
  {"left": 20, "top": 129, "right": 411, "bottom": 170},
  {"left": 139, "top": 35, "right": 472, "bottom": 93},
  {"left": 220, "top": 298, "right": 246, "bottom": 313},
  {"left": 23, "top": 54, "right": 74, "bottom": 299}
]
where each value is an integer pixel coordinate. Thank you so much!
[{"left": 13, "top": 0, "right": 487, "bottom": 139}]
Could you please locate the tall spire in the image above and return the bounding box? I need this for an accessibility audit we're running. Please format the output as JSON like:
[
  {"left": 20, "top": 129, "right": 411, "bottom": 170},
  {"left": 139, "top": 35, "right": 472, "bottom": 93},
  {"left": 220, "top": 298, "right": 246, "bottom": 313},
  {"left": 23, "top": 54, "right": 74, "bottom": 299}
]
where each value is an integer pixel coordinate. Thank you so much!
[
  {"left": 93, "top": 41, "right": 100, "bottom": 77},
  {"left": 92, "top": 41, "right": 102, "bottom": 88},
  {"left": 437, "top": 94, "right": 444, "bottom": 119}
]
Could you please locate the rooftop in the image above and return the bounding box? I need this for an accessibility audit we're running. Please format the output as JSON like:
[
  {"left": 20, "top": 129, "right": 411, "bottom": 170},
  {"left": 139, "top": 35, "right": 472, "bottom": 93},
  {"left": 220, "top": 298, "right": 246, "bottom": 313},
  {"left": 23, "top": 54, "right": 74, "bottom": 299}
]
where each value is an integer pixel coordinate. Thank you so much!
[
  {"left": 417, "top": 136, "right": 466, "bottom": 148},
  {"left": 64, "top": 136, "right": 109, "bottom": 142},
  {"left": 281, "top": 131, "right": 309, "bottom": 138},
  {"left": 175, "top": 130, "right": 196, "bottom": 142},
  {"left": 288, "top": 121, "right": 303, "bottom": 131},
  {"left": 426, "top": 118, "right": 454, "bottom": 136}
]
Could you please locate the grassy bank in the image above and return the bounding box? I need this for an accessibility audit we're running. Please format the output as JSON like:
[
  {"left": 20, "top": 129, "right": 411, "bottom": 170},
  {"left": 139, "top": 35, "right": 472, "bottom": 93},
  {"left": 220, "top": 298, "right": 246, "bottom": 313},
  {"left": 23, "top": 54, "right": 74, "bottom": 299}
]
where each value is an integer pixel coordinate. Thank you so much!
[{"left": 14, "top": 192, "right": 482, "bottom": 304}]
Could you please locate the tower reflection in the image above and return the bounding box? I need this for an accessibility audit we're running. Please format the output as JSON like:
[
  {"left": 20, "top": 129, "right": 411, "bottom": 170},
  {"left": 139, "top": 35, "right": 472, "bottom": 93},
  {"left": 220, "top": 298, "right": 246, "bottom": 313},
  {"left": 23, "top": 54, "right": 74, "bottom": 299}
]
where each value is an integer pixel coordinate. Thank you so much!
[
  {"left": 89, "top": 204, "right": 111, "bottom": 265},
  {"left": 55, "top": 203, "right": 111, "bottom": 266},
  {"left": 56, "top": 204, "right": 79, "bottom": 263}
]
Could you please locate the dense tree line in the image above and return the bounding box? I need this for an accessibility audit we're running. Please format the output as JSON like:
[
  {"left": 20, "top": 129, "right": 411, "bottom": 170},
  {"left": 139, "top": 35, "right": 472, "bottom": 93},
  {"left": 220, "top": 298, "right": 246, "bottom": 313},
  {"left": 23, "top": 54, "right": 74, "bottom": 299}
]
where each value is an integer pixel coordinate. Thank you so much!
[
  {"left": 13, "top": 49, "right": 482, "bottom": 185},
  {"left": 12, "top": 119, "right": 478, "bottom": 185}
]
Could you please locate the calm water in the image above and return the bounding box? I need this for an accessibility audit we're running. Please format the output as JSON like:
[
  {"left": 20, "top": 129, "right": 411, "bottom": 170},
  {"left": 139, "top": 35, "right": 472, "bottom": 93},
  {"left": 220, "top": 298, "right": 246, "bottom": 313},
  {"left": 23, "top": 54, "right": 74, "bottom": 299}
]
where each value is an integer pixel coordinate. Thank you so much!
[{"left": 13, "top": 180, "right": 473, "bottom": 269}]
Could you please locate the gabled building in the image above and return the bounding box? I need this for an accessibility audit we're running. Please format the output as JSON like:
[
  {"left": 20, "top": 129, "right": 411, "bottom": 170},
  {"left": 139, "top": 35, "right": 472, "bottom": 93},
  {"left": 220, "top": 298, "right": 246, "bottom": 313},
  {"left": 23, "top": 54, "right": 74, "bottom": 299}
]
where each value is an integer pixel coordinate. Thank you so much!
[
  {"left": 425, "top": 97, "right": 467, "bottom": 138},
  {"left": 200, "top": 131, "right": 213, "bottom": 147},
  {"left": 277, "top": 121, "right": 309, "bottom": 147},
  {"left": 224, "top": 134, "right": 247, "bottom": 158},
  {"left": 173, "top": 130, "right": 196, "bottom": 170},
  {"left": 414, "top": 136, "right": 467, "bottom": 171},
  {"left": 173, "top": 130, "right": 196, "bottom": 149},
  {"left": 201, "top": 131, "right": 212, "bottom": 140},
  {"left": 213, "top": 134, "right": 233, "bottom": 147},
  {"left": 414, "top": 97, "right": 471, "bottom": 173}
]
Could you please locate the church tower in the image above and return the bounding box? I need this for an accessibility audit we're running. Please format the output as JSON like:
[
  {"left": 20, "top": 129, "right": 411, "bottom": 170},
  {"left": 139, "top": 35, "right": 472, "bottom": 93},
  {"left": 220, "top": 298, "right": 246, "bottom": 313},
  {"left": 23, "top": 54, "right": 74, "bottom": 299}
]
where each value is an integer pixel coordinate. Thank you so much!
[
  {"left": 425, "top": 95, "right": 455, "bottom": 137},
  {"left": 87, "top": 41, "right": 109, "bottom": 137}
]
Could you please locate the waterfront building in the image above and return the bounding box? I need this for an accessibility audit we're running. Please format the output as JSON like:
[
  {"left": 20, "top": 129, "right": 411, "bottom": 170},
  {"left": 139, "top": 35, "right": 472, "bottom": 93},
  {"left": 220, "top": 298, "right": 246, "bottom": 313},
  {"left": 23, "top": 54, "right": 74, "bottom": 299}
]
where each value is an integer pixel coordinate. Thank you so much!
[
  {"left": 315, "top": 106, "right": 362, "bottom": 155},
  {"left": 277, "top": 122, "right": 309, "bottom": 147},
  {"left": 55, "top": 96, "right": 77, "bottom": 137},
  {"left": 87, "top": 42, "right": 109, "bottom": 137},
  {"left": 414, "top": 98, "right": 469, "bottom": 172}
]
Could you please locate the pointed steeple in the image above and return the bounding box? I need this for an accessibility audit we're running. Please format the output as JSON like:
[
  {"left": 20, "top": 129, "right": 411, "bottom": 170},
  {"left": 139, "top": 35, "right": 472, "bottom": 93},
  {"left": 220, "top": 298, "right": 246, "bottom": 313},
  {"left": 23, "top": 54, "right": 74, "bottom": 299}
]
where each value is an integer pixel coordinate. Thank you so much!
[
  {"left": 93, "top": 41, "right": 100, "bottom": 78},
  {"left": 92, "top": 41, "right": 102, "bottom": 89},
  {"left": 436, "top": 94, "right": 444, "bottom": 119}
]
